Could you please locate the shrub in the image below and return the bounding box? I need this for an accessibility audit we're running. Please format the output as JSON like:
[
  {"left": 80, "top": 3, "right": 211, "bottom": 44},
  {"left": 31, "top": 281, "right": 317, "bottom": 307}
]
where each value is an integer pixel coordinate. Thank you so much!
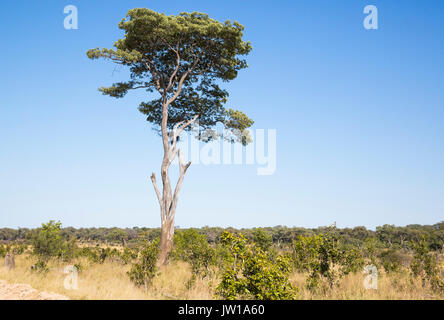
[
  {"left": 252, "top": 228, "right": 272, "bottom": 251},
  {"left": 78, "top": 247, "right": 101, "bottom": 263},
  {"left": 292, "top": 234, "right": 364, "bottom": 291},
  {"left": 32, "top": 259, "right": 49, "bottom": 274},
  {"left": 362, "top": 238, "right": 380, "bottom": 266},
  {"left": 0, "top": 244, "right": 6, "bottom": 258},
  {"left": 30, "top": 221, "right": 76, "bottom": 262},
  {"left": 127, "top": 239, "right": 159, "bottom": 290},
  {"left": 379, "top": 249, "right": 403, "bottom": 273},
  {"left": 410, "top": 237, "right": 444, "bottom": 292},
  {"left": 121, "top": 247, "right": 138, "bottom": 265},
  {"left": 172, "top": 229, "right": 216, "bottom": 281},
  {"left": 216, "top": 231, "right": 298, "bottom": 300}
]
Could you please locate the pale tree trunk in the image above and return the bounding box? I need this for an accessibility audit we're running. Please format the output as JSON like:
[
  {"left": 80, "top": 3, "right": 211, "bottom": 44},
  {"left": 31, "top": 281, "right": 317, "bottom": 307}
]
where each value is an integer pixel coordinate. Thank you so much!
[
  {"left": 151, "top": 114, "right": 197, "bottom": 266},
  {"left": 145, "top": 50, "right": 200, "bottom": 266}
]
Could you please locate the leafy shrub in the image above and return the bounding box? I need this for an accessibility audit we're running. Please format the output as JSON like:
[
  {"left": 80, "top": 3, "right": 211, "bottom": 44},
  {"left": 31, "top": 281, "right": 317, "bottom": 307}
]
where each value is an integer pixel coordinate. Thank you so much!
[
  {"left": 379, "top": 249, "right": 403, "bottom": 273},
  {"left": 252, "top": 228, "right": 273, "bottom": 251},
  {"left": 362, "top": 238, "right": 381, "bottom": 266},
  {"left": 29, "top": 221, "right": 76, "bottom": 262},
  {"left": 32, "top": 259, "right": 49, "bottom": 274},
  {"left": 0, "top": 244, "right": 6, "bottom": 258},
  {"left": 1, "top": 243, "right": 28, "bottom": 258},
  {"left": 292, "top": 234, "right": 364, "bottom": 291},
  {"left": 410, "top": 237, "right": 444, "bottom": 292},
  {"left": 127, "top": 239, "right": 159, "bottom": 290},
  {"left": 121, "top": 247, "right": 138, "bottom": 265},
  {"left": 78, "top": 247, "right": 101, "bottom": 263},
  {"left": 172, "top": 229, "right": 216, "bottom": 281},
  {"left": 216, "top": 231, "right": 298, "bottom": 300}
]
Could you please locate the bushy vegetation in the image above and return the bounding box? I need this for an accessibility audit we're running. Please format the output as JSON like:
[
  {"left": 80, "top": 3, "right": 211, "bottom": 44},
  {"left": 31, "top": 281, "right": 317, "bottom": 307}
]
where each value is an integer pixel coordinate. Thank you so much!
[
  {"left": 0, "top": 242, "right": 27, "bottom": 258},
  {"left": 216, "top": 231, "right": 298, "bottom": 300},
  {"left": 2, "top": 222, "right": 443, "bottom": 250},
  {"left": 127, "top": 239, "right": 159, "bottom": 290},
  {"left": 292, "top": 234, "right": 364, "bottom": 291},
  {"left": 27, "top": 221, "right": 77, "bottom": 271},
  {"left": 172, "top": 229, "right": 216, "bottom": 286},
  {"left": 410, "top": 236, "right": 444, "bottom": 293},
  {"left": 1, "top": 220, "right": 443, "bottom": 300}
]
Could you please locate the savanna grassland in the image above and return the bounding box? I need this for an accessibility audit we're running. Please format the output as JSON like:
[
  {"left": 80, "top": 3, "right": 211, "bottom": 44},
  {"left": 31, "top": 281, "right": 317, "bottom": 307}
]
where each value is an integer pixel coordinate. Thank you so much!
[{"left": 1, "top": 222, "right": 443, "bottom": 300}]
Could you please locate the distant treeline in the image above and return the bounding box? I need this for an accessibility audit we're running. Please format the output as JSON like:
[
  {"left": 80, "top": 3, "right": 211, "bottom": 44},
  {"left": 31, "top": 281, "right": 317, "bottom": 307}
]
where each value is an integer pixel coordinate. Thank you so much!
[{"left": 1, "top": 222, "right": 443, "bottom": 250}]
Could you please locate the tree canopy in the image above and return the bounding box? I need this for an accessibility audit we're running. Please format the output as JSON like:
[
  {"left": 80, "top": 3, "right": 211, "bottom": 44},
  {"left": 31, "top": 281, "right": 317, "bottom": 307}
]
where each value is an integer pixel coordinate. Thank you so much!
[{"left": 87, "top": 9, "right": 253, "bottom": 142}]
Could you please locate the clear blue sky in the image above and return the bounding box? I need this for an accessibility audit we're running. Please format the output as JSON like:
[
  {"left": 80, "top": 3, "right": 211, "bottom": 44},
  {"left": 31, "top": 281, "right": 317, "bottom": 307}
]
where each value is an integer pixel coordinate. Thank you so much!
[{"left": 1, "top": 0, "right": 443, "bottom": 230}]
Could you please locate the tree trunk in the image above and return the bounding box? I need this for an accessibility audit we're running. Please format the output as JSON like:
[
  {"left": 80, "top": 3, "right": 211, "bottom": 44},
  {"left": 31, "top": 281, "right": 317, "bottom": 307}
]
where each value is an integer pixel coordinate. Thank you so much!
[
  {"left": 158, "top": 216, "right": 175, "bottom": 265},
  {"left": 151, "top": 116, "right": 197, "bottom": 266}
]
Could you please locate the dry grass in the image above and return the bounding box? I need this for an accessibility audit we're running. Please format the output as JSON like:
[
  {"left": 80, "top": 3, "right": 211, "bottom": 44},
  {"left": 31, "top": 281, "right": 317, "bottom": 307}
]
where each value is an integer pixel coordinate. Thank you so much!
[
  {"left": 290, "top": 271, "right": 441, "bottom": 300},
  {"left": 0, "top": 255, "right": 216, "bottom": 300},
  {"left": 0, "top": 254, "right": 442, "bottom": 300}
]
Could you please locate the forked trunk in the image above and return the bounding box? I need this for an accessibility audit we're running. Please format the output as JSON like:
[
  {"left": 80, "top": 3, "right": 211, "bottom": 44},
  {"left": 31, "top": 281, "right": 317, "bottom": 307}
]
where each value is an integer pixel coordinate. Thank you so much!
[{"left": 151, "top": 116, "right": 196, "bottom": 266}]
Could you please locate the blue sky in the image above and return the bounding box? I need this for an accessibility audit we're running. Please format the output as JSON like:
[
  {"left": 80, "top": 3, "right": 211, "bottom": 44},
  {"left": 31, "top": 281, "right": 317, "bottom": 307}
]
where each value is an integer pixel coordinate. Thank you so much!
[{"left": 0, "top": 0, "right": 443, "bottom": 229}]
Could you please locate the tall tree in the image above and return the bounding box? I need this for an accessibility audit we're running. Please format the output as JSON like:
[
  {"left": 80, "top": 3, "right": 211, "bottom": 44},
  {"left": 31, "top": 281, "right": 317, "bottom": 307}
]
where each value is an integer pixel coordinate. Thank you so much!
[{"left": 87, "top": 9, "right": 253, "bottom": 265}]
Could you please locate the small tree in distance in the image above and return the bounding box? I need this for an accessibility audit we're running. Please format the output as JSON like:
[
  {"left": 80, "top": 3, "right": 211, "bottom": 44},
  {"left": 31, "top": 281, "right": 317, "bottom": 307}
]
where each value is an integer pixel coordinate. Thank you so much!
[{"left": 87, "top": 9, "right": 253, "bottom": 265}]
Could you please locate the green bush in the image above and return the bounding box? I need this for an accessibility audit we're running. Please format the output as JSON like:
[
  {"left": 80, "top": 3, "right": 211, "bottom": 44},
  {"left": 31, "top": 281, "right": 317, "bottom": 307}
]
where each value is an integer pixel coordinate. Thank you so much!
[
  {"left": 362, "top": 238, "right": 381, "bottom": 266},
  {"left": 379, "top": 249, "right": 403, "bottom": 273},
  {"left": 216, "top": 231, "right": 298, "bottom": 300},
  {"left": 127, "top": 239, "right": 159, "bottom": 290},
  {"left": 121, "top": 247, "right": 138, "bottom": 265},
  {"left": 410, "top": 237, "right": 444, "bottom": 292},
  {"left": 292, "top": 234, "right": 364, "bottom": 291},
  {"left": 78, "top": 247, "right": 101, "bottom": 263},
  {"left": 172, "top": 229, "right": 216, "bottom": 281},
  {"left": 252, "top": 228, "right": 272, "bottom": 251},
  {"left": 32, "top": 259, "right": 49, "bottom": 274},
  {"left": 29, "top": 221, "right": 76, "bottom": 262},
  {"left": 0, "top": 244, "right": 6, "bottom": 258}
]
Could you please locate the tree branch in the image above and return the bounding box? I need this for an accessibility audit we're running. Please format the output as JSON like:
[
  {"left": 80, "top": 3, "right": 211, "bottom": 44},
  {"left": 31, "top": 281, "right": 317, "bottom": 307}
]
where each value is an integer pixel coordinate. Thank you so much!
[
  {"left": 150, "top": 173, "right": 163, "bottom": 210},
  {"left": 170, "top": 115, "right": 199, "bottom": 156},
  {"left": 169, "top": 149, "right": 191, "bottom": 216},
  {"left": 166, "top": 58, "right": 200, "bottom": 107}
]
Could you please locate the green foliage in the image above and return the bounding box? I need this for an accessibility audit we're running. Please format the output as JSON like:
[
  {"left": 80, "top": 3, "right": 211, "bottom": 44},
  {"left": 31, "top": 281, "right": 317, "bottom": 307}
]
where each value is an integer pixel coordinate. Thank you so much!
[
  {"left": 172, "top": 229, "right": 215, "bottom": 281},
  {"left": 2, "top": 222, "right": 442, "bottom": 250},
  {"left": 87, "top": 8, "right": 253, "bottom": 143},
  {"left": 78, "top": 247, "right": 101, "bottom": 263},
  {"left": 216, "top": 232, "right": 298, "bottom": 300},
  {"left": 12, "top": 243, "right": 27, "bottom": 255},
  {"left": 362, "top": 238, "right": 380, "bottom": 266},
  {"left": 410, "top": 237, "right": 444, "bottom": 292},
  {"left": 106, "top": 228, "right": 129, "bottom": 244},
  {"left": 0, "top": 242, "right": 27, "bottom": 257},
  {"left": 128, "top": 239, "right": 160, "bottom": 289},
  {"left": 292, "top": 234, "right": 364, "bottom": 291},
  {"left": 252, "top": 228, "right": 273, "bottom": 251},
  {"left": 32, "top": 260, "right": 49, "bottom": 274},
  {"left": 379, "top": 249, "right": 403, "bottom": 273},
  {"left": 121, "top": 247, "right": 139, "bottom": 265},
  {"left": 0, "top": 244, "right": 5, "bottom": 258},
  {"left": 29, "top": 221, "right": 76, "bottom": 262}
]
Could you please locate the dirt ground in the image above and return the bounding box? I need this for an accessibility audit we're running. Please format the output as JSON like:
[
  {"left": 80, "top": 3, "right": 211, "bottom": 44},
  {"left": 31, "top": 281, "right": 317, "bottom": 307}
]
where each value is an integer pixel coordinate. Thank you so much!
[{"left": 0, "top": 280, "right": 69, "bottom": 300}]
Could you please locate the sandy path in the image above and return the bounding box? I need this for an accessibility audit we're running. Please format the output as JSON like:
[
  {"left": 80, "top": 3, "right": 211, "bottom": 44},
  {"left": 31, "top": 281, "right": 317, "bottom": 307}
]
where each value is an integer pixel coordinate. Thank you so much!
[{"left": 0, "top": 280, "right": 69, "bottom": 300}]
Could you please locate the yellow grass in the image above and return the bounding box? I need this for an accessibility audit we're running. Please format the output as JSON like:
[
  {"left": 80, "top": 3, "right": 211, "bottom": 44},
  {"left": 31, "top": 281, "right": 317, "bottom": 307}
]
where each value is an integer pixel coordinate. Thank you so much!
[
  {"left": 0, "top": 254, "right": 442, "bottom": 300},
  {"left": 0, "top": 255, "right": 216, "bottom": 300}
]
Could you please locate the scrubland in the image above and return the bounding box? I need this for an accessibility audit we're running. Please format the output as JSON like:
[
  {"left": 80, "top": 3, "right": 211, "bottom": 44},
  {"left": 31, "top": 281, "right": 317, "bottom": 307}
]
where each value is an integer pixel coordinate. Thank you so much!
[
  {"left": 1, "top": 252, "right": 442, "bottom": 300},
  {"left": 1, "top": 222, "right": 443, "bottom": 300}
]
